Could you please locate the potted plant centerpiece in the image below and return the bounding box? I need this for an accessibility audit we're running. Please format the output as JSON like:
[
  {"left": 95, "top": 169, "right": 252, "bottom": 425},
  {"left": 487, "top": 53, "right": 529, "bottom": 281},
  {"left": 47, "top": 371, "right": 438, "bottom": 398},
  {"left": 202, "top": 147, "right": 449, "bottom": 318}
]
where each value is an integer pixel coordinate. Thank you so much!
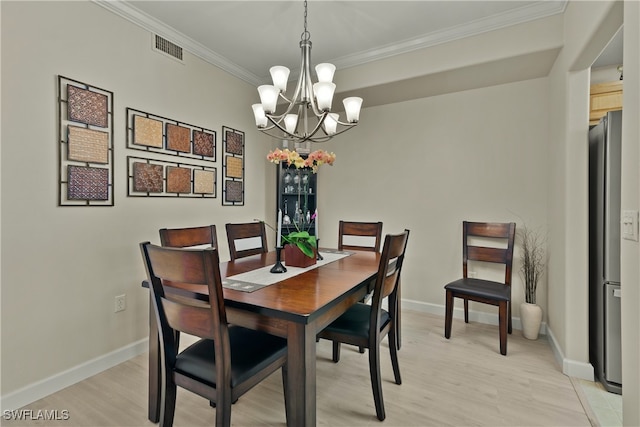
[
  {"left": 267, "top": 148, "right": 336, "bottom": 268},
  {"left": 519, "top": 224, "right": 546, "bottom": 340}
]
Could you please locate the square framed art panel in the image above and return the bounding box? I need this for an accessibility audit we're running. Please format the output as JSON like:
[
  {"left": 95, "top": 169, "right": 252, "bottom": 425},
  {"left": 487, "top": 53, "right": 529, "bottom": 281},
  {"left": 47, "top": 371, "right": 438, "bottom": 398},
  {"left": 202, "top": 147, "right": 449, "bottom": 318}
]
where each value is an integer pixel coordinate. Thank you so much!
[
  {"left": 58, "top": 76, "right": 114, "bottom": 206},
  {"left": 222, "top": 126, "right": 244, "bottom": 206}
]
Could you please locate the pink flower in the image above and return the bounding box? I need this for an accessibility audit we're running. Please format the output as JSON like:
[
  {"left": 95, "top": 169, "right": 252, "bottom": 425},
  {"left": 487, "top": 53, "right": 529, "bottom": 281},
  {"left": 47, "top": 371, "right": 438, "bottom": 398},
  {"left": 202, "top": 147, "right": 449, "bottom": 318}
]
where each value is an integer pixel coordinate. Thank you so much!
[{"left": 266, "top": 149, "right": 336, "bottom": 174}]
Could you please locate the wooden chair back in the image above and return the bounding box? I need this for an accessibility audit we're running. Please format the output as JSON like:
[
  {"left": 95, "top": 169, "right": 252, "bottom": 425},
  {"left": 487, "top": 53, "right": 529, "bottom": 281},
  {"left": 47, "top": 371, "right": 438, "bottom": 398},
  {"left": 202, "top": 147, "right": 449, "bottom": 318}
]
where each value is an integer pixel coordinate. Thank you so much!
[
  {"left": 159, "top": 225, "right": 218, "bottom": 249},
  {"left": 338, "top": 221, "right": 383, "bottom": 252},
  {"left": 141, "top": 242, "right": 227, "bottom": 346},
  {"left": 462, "top": 221, "right": 516, "bottom": 285},
  {"left": 225, "top": 222, "right": 268, "bottom": 260},
  {"left": 370, "top": 230, "right": 410, "bottom": 323}
]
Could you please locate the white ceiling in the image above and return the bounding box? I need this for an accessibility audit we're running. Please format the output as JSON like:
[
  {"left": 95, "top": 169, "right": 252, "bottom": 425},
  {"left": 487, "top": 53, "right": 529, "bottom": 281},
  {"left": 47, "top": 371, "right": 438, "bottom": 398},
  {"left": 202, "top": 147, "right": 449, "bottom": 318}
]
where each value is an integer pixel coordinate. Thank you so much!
[{"left": 95, "top": 1, "right": 623, "bottom": 105}]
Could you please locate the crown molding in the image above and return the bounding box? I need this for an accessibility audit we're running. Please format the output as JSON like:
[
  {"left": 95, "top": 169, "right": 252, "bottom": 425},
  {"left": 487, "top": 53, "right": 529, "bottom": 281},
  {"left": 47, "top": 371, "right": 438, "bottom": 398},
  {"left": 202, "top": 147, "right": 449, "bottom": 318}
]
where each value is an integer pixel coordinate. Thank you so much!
[
  {"left": 92, "top": 0, "right": 261, "bottom": 85},
  {"left": 331, "top": 0, "right": 567, "bottom": 70},
  {"left": 93, "top": 0, "right": 566, "bottom": 86}
]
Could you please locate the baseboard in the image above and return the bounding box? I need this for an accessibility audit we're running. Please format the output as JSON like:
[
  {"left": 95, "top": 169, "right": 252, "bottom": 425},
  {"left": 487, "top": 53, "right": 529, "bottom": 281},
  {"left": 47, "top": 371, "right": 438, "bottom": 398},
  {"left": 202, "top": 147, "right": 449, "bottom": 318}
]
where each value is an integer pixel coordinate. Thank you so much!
[
  {"left": 0, "top": 339, "right": 148, "bottom": 412},
  {"left": 401, "top": 298, "right": 548, "bottom": 335},
  {"left": 546, "top": 326, "right": 594, "bottom": 381},
  {"left": 408, "top": 298, "right": 594, "bottom": 381}
]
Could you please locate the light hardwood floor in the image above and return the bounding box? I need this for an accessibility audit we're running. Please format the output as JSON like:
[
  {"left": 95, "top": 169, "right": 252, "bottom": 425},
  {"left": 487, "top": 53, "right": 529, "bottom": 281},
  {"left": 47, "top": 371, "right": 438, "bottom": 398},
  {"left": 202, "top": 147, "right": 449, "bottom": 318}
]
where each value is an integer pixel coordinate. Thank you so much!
[{"left": 3, "top": 311, "right": 597, "bottom": 426}]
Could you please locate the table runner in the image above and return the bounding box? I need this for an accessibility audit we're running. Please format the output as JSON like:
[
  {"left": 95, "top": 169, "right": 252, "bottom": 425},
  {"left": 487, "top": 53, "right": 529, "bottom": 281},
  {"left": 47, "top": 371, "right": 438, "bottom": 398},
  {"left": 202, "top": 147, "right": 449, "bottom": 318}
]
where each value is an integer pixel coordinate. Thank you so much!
[{"left": 222, "top": 249, "right": 352, "bottom": 292}]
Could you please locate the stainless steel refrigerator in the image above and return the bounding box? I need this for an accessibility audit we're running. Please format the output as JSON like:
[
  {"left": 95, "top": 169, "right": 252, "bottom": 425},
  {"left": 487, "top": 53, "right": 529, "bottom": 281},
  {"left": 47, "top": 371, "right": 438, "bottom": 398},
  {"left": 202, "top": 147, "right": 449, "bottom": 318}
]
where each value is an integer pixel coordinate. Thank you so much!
[{"left": 588, "top": 110, "right": 622, "bottom": 394}]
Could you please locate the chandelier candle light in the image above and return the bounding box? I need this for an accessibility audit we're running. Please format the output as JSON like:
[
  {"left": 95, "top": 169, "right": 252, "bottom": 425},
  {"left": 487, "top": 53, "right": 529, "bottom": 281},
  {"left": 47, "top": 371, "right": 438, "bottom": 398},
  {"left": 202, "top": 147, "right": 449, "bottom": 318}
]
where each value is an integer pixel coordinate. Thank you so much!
[{"left": 252, "top": 0, "right": 363, "bottom": 143}]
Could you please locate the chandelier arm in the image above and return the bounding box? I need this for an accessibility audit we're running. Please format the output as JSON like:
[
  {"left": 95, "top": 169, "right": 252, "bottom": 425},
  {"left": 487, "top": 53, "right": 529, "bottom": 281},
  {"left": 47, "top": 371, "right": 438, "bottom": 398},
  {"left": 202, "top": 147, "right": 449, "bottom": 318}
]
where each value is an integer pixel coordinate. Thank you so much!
[
  {"left": 334, "top": 118, "right": 359, "bottom": 126},
  {"left": 266, "top": 115, "right": 294, "bottom": 135},
  {"left": 306, "top": 122, "right": 357, "bottom": 143}
]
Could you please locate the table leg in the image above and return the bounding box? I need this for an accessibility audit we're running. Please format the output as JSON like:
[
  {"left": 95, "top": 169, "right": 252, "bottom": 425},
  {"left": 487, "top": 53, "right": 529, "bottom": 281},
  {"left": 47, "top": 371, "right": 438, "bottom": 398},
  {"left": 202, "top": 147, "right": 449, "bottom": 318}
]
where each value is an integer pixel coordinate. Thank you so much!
[
  {"left": 148, "top": 291, "right": 161, "bottom": 423},
  {"left": 285, "top": 322, "right": 316, "bottom": 427}
]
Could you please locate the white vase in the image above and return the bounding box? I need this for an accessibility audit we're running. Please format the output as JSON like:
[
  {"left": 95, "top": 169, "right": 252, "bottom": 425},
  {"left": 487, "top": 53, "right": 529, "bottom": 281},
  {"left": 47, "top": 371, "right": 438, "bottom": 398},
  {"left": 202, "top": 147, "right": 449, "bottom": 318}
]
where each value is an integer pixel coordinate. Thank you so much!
[{"left": 520, "top": 302, "right": 542, "bottom": 340}]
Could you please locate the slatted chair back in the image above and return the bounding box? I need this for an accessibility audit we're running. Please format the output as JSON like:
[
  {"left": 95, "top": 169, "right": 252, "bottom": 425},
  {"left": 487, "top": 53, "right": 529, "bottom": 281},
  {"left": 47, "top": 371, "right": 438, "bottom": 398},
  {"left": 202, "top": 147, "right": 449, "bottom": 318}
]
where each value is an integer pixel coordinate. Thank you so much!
[
  {"left": 338, "top": 221, "right": 383, "bottom": 252},
  {"left": 463, "top": 221, "right": 516, "bottom": 285},
  {"left": 159, "top": 225, "right": 218, "bottom": 249},
  {"left": 225, "top": 222, "right": 268, "bottom": 260}
]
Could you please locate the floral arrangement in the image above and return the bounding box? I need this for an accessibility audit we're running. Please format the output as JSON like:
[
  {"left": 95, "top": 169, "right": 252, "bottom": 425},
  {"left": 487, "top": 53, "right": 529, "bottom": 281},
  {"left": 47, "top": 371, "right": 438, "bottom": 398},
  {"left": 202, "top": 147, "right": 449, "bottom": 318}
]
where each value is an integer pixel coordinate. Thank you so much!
[
  {"left": 266, "top": 148, "right": 335, "bottom": 259},
  {"left": 267, "top": 148, "right": 336, "bottom": 173}
]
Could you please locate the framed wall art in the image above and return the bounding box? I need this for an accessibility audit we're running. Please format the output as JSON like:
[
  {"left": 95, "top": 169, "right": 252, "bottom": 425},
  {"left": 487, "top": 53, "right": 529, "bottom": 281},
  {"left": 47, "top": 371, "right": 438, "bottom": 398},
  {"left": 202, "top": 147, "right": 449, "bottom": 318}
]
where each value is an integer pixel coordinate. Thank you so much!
[
  {"left": 126, "top": 108, "right": 216, "bottom": 162},
  {"left": 127, "top": 156, "right": 216, "bottom": 199},
  {"left": 222, "top": 126, "right": 245, "bottom": 206},
  {"left": 58, "top": 76, "right": 114, "bottom": 206}
]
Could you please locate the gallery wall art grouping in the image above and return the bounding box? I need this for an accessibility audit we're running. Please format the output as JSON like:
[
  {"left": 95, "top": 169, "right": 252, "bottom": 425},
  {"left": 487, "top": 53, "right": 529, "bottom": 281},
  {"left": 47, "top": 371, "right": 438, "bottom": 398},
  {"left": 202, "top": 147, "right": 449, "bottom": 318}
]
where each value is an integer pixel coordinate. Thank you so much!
[
  {"left": 58, "top": 76, "right": 114, "bottom": 206},
  {"left": 57, "top": 75, "right": 246, "bottom": 206},
  {"left": 125, "top": 108, "right": 218, "bottom": 198}
]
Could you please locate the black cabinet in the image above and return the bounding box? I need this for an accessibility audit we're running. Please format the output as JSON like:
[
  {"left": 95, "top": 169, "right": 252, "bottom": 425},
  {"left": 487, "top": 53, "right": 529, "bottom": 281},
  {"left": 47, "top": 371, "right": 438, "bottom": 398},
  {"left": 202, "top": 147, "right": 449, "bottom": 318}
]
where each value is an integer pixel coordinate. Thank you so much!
[{"left": 276, "top": 162, "right": 317, "bottom": 237}]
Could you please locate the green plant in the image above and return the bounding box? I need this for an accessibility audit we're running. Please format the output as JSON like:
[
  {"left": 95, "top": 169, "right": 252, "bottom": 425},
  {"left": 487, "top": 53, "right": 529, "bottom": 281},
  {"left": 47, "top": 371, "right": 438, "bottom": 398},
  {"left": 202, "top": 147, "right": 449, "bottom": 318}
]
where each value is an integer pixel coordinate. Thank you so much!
[
  {"left": 520, "top": 224, "right": 546, "bottom": 304},
  {"left": 282, "top": 228, "right": 317, "bottom": 258},
  {"left": 259, "top": 216, "right": 318, "bottom": 259}
]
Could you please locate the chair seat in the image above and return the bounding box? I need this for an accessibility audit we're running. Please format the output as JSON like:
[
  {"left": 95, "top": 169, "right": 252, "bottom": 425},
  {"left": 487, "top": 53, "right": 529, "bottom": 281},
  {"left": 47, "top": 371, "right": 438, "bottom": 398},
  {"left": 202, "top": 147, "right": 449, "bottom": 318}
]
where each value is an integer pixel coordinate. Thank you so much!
[
  {"left": 322, "top": 302, "right": 390, "bottom": 339},
  {"left": 175, "top": 326, "right": 287, "bottom": 388},
  {"left": 444, "top": 278, "right": 511, "bottom": 301}
]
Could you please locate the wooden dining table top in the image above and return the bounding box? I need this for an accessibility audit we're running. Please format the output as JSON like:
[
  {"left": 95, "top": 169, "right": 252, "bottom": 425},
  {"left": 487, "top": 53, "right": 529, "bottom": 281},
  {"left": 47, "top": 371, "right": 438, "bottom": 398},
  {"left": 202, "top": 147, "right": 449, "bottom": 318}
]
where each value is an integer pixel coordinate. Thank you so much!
[{"left": 158, "top": 249, "right": 381, "bottom": 324}]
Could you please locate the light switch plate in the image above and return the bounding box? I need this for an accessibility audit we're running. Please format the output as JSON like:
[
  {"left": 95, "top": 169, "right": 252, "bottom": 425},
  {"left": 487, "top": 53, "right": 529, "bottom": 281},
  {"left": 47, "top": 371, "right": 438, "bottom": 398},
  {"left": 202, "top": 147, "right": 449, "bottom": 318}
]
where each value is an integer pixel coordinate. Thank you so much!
[{"left": 622, "top": 210, "right": 639, "bottom": 241}]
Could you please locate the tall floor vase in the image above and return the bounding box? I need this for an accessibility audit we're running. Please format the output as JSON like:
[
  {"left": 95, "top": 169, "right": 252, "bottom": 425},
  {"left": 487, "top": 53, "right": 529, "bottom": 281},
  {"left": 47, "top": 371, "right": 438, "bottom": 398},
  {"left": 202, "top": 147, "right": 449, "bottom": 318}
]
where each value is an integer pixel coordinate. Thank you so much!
[{"left": 520, "top": 302, "right": 542, "bottom": 340}]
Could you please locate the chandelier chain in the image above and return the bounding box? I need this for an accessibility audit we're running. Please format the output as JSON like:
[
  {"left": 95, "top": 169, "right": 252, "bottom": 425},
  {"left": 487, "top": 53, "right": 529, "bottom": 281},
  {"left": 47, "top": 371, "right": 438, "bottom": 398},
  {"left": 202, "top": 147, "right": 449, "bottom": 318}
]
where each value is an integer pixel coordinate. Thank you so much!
[{"left": 301, "top": 0, "right": 310, "bottom": 41}]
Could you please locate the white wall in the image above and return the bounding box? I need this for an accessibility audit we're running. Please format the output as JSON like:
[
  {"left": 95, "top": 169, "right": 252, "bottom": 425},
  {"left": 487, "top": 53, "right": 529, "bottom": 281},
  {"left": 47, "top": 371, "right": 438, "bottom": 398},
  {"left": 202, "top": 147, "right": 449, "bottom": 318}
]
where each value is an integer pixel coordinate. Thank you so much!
[
  {"left": 546, "top": 1, "right": 640, "bottom": 424},
  {"left": 621, "top": 2, "right": 640, "bottom": 424},
  {"left": 0, "top": 0, "right": 274, "bottom": 399},
  {"left": 317, "top": 78, "right": 549, "bottom": 321}
]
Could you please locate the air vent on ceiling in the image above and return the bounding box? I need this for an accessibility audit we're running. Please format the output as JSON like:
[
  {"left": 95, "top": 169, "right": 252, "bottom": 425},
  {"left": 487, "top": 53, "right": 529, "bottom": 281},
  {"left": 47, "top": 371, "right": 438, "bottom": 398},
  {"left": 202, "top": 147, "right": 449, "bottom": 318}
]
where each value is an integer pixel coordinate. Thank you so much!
[{"left": 153, "top": 34, "right": 183, "bottom": 62}]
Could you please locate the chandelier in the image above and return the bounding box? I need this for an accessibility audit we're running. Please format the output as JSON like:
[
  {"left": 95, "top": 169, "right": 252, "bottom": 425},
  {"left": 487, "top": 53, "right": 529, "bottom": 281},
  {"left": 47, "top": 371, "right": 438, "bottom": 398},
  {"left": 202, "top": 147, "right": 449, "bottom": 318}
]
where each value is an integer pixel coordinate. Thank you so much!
[{"left": 251, "top": 0, "right": 363, "bottom": 143}]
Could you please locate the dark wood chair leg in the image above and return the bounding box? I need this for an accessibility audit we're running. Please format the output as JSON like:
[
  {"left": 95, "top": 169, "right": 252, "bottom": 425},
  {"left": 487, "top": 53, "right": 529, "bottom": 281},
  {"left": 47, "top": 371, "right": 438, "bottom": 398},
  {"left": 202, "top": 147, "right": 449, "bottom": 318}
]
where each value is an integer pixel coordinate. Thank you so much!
[
  {"left": 163, "top": 381, "right": 177, "bottom": 427},
  {"left": 499, "top": 300, "right": 508, "bottom": 355},
  {"left": 463, "top": 298, "right": 469, "bottom": 323},
  {"left": 358, "top": 346, "right": 365, "bottom": 353},
  {"left": 508, "top": 300, "right": 513, "bottom": 334},
  {"left": 148, "top": 292, "right": 161, "bottom": 423},
  {"left": 216, "top": 400, "right": 232, "bottom": 427},
  {"left": 389, "top": 325, "right": 401, "bottom": 385},
  {"left": 396, "top": 278, "right": 402, "bottom": 350},
  {"left": 368, "top": 341, "right": 386, "bottom": 421},
  {"left": 444, "top": 290, "right": 454, "bottom": 339},
  {"left": 332, "top": 341, "right": 341, "bottom": 363},
  {"left": 282, "top": 364, "right": 291, "bottom": 424}
]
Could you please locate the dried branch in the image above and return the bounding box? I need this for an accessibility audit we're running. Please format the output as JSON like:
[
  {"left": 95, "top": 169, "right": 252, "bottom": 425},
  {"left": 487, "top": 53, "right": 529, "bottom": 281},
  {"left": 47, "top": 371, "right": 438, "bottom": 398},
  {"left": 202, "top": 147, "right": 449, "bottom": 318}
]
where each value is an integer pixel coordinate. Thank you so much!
[{"left": 519, "top": 224, "right": 546, "bottom": 304}]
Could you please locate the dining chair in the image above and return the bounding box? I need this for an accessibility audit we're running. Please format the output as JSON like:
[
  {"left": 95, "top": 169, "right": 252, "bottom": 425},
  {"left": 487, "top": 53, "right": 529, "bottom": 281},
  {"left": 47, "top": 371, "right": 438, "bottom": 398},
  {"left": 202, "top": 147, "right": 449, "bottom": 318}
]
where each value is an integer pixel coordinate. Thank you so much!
[
  {"left": 140, "top": 242, "right": 289, "bottom": 427},
  {"left": 338, "top": 220, "right": 401, "bottom": 351},
  {"left": 444, "top": 221, "right": 516, "bottom": 356},
  {"left": 318, "top": 229, "right": 410, "bottom": 421},
  {"left": 338, "top": 220, "right": 383, "bottom": 252},
  {"left": 159, "top": 225, "right": 218, "bottom": 249},
  {"left": 225, "top": 221, "right": 268, "bottom": 261}
]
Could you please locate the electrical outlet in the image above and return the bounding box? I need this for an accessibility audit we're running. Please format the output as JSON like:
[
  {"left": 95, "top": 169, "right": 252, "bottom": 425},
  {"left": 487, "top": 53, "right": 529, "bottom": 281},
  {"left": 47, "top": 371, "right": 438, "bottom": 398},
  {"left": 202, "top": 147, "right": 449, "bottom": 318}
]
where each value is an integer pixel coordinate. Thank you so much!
[{"left": 115, "top": 294, "right": 126, "bottom": 312}]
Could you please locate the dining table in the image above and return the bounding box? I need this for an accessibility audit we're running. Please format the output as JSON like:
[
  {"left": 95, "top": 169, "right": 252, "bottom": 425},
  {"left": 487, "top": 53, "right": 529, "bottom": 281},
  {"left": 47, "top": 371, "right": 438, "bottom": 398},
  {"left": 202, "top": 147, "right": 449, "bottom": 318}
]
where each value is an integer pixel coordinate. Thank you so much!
[{"left": 143, "top": 248, "right": 381, "bottom": 427}]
